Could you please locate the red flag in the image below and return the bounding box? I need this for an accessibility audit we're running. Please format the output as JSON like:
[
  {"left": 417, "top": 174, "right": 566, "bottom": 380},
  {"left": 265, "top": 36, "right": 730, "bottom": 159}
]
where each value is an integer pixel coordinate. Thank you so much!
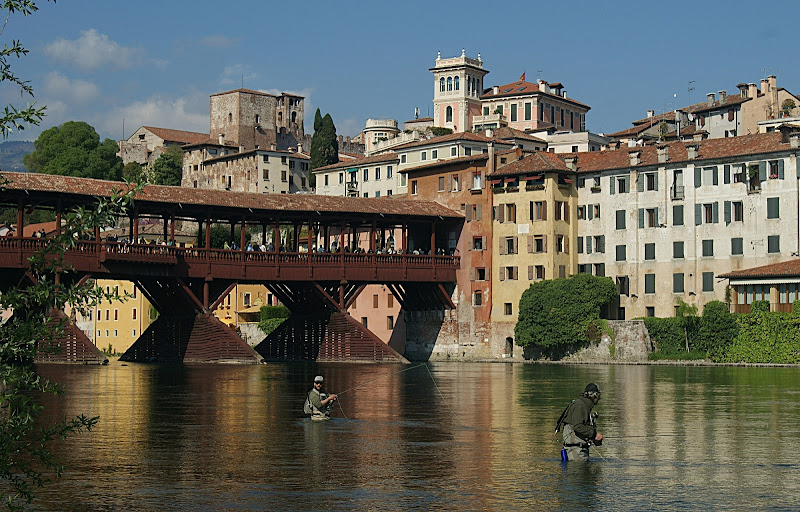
[{"left": 519, "top": 72, "right": 525, "bottom": 81}]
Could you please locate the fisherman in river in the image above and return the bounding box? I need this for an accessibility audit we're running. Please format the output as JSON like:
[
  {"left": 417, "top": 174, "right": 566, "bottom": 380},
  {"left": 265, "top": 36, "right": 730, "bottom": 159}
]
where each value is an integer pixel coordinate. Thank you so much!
[
  {"left": 555, "top": 383, "right": 604, "bottom": 461},
  {"left": 304, "top": 375, "right": 338, "bottom": 421}
]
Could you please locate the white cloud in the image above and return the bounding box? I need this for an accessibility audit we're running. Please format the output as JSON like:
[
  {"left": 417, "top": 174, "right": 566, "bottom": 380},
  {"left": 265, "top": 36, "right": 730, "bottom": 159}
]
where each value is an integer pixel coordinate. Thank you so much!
[
  {"left": 100, "top": 94, "right": 208, "bottom": 139},
  {"left": 42, "top": 72, "right": 99, "bottom": 106},
  {"left": 44, "top": 29, "right": 143, "bottom": 70},
  {"left": 220, "top": 64, "right": 259, "bottom": 87},
  {"left": 336, "top": 118, "right": 362, "bottom": 139}
]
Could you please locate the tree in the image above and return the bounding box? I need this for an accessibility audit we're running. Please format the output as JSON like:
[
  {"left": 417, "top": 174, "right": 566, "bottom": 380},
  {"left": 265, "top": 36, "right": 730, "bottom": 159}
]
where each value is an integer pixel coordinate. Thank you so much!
[
  {"left": 0, "top": 175, "right": 140, "bottom": 510},
  {"left": 781, "top": 99, "right": 796, "bottom": 117},
  {"left": 430, "top": 127, "right": 453, "bottom": 137},
  {"left": 514, "top": 274, "right": 617, "bottom": 356},
  {"left": 697, "top": 300, "right": 738, "bottom": 358},
  {"left": 122, "top": 162, "right": 144, "bottom": 183},
  {"left": 675, "top": 298, "right": 699, "bottom": 352},
  {"left": 149, "top": 147, "right": 183, "bottom": 186},
  {"left": 309, "top": 109, "right": 339, "bottom": 186},
  {"left": 22, "top": 121, "right": 123, "bottom": 181}
]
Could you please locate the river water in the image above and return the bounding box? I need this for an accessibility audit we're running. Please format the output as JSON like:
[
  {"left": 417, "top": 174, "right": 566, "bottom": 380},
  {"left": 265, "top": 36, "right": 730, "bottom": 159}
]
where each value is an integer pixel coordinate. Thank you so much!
[{"left": 29, "top": 362, "right": 800, "bottom": 511}]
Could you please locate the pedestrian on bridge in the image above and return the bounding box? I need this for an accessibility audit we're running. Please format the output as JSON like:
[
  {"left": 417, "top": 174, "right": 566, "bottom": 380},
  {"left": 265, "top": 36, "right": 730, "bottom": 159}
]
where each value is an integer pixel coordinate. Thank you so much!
[{"left": 304, "top": 376, "right": 337, "bottom": 421}]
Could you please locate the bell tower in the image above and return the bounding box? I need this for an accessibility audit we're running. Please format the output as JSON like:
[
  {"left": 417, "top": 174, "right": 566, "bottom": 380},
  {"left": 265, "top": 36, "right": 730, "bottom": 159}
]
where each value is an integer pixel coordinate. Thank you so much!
[{"left": 430, "top": 49, "right": 488, "bottom": 132}]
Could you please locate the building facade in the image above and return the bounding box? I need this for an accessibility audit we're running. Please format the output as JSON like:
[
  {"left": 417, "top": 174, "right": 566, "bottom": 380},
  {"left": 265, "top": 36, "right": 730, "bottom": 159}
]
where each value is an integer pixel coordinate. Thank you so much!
[
  {"left": 313, "top": 153, "right": 400, "bottom": 198},
  {"left": 430, "top": 50, "right": 488, "bottom": 133}
]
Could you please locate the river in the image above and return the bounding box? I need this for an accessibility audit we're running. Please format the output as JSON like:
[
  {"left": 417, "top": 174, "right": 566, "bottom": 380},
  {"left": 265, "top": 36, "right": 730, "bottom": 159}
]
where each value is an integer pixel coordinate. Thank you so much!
[{"left": 29, "top": 362, "right": 800, "bottom": 511}]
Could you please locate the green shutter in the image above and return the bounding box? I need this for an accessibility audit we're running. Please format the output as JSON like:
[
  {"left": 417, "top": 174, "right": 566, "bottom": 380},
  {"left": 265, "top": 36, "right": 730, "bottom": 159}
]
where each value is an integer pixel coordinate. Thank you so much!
[
  {"left": 586, "top": 236, "right": 592, "bottom": 254},
  {"left": 695, "top": 167, "right": 701, "bottom": 187},
  {"left": 610, "top": 176, "right": 615, "bottom": 195},
  {"left": 713, "top": 202, "right": 719, "bottom": 223},
  {"left": 778, "top": 160, "right": 785, "bottom": 179},
  {"left": 654, "top": 174, "right": 658, "bottom": 191},
  {"left": 695, "top": 204, "right": 702, "bottom": 225},
  {"left": 712, "top": 166, "right": 718, "bottom": 186},
  {"left": 724, "top": 201, "right": 731, "bottom": 225},
  {"left": 624, "top": 176, "right": 630, "bottom": 193},
  {"left": 638, "top": 208, "right": 644, "bottom": 228},
  {"left": 599, "top": 235, "right": 605, "bottom": 253},
  {"left": 637, "top": 174, "right": 644, "bottom": 192},
  {"left": 654, "top": 207, "right": 659, "bottom": 226},
  {"left": 724, "top": 164, "right": 730, "bottom": 184},
  {"left": 759, "top": 161, "right": 767, "bottom": 182}
]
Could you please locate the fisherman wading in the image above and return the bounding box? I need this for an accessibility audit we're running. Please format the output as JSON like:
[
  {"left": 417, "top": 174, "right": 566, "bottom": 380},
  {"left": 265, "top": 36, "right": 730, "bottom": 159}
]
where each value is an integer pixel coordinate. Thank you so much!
[
  {"left": 555, "top": 383, "right": 604, "bottom": 462},
  {"left": 304, "top": 375, "right": 337, "bottom": 421}
]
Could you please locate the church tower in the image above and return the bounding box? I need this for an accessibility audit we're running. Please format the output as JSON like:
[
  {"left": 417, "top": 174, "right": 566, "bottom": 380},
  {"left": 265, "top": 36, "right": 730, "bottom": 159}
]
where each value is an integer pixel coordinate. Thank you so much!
[{"left": 430, "top": 49, "right": 488, "bottom": 133}]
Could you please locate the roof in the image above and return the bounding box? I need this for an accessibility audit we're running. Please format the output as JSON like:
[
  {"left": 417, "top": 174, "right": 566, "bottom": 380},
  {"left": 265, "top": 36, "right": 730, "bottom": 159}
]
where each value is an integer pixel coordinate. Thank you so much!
[
  {"left": 391, "top": 131, "right": 493, "bottom": 151},
  {"left": 570, "top": 132, "right": 795, "bottom": 173},
  {"left": 405, "top": 117, "right": 433, "bottom": 123},
  {"left": 140, "top": 126, "right": 209, "bottom": 145},
  {"left": 0, "top": 172, "right": 463, "bottom": 221},
  {"left": 491, "top": 126, "right": 547, "bottom": 143},
  {"left": 401, "top": 154, "right": 489, "bottom": 174},
  {"left": 489, "top": 151, "right": 570, "bottom": 177},
  {"left": 718, "top": 259, "right": 800, "bottom": 279},
  {"left": 22, "top": 221, "right": 58, "bottom": 237},
  {"left": 480, "top": 80, "right": 590, "bottom": 109},
  {"left": 203, "top": 148, "right": 310, "bottom": 164},
  {"left": 606, "top": 123, "right": 661, "bottom": 139},
  {"left": 313, "top": 153, "right": 399, "bottom": 173},
  {"left": 210, "top": 88, "right": 278, "bottom": 98}
]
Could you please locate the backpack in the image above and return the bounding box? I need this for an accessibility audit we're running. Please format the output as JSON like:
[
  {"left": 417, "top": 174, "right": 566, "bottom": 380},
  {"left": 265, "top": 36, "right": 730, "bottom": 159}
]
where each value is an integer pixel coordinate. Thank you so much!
[{"left": 303, "top": 392, "right": 312, "bottom": 414}]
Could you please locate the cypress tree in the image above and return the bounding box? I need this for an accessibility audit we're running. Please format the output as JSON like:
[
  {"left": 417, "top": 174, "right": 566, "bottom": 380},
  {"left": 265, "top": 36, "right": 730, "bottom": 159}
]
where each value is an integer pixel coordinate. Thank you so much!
[{"left": 310, "top": 110, "right": 339, "bottom": 187}]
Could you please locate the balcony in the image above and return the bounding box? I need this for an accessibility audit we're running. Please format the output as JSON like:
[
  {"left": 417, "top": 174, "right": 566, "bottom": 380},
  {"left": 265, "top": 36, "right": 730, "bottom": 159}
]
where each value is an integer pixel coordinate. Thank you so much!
[{"left": 670, "top": 185, "right": 684, "bottom": 200}]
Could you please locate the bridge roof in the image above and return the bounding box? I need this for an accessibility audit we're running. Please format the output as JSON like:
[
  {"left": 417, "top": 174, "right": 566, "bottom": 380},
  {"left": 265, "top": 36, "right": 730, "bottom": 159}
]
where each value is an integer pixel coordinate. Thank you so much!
[{"left": 0, "top": 172, "right": 462, "bottom": 223}]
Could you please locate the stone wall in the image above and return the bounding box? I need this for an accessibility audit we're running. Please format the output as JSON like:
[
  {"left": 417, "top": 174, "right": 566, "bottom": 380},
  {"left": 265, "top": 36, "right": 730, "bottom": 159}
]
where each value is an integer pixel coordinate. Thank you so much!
[{"left": 563, "top": 320, "right": 653, "bottom": 362}]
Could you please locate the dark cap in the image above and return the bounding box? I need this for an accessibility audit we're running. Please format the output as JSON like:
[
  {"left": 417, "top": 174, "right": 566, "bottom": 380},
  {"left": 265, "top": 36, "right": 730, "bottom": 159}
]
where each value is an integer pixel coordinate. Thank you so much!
[{"left": 584, "top": 383, "right": 601, "bottom": 394}]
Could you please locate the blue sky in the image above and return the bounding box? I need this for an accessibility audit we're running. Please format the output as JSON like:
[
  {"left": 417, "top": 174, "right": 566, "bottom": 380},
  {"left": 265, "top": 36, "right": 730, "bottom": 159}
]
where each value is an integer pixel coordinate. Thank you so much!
[{"left": 2, "top": 0, "right": 796, "bottom": 144}]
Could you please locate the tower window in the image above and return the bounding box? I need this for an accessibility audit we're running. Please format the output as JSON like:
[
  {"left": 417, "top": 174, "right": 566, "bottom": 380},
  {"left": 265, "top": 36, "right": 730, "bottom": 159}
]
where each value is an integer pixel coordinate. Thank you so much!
[
  {"left": 454, "top": 76, "right": 460, "bottom": 91},
  {"left": 440, "top": 77, "right": 445, "bottom": 92},
  {"left": 446, "top": 106, "right": 453, "bottom": 123},
  {"left": 447, "top": 77, "right": 453, "bottom": 91}
]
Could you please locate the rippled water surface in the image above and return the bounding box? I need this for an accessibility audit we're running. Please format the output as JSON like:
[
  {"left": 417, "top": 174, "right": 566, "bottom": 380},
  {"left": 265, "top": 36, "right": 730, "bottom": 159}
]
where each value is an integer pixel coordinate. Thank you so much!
[{"left": 30, "top": 362, "right": 800, "bottom": 511}]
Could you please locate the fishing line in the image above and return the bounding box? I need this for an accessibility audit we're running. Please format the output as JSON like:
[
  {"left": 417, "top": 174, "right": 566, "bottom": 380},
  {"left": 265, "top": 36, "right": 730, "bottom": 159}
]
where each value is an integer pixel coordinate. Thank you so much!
[
  {"left": 424, "top": 363, "right": 472, "bottom": 429},
  {"left": 335, "top": 363, "right": 428, "bottom": 396}
]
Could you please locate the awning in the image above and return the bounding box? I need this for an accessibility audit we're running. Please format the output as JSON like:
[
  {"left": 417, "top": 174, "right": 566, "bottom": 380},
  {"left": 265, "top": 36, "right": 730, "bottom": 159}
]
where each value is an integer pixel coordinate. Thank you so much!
[
  {"left": 504, "top": 178, "right": 517, "bottom": 183},
  {"left": 489, "top": 179, "right": 502, "bottom": 184},
  {"left": 563, "top": 178, "right": 573, "bottom": 184},
  {"left": 347, "top": 168, "right": 358, "bottom": 173}
]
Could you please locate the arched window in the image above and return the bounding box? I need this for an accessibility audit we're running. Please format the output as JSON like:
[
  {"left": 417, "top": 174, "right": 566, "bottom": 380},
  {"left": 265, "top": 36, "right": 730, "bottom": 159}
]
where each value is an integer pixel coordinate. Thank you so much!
[
  {"left": 440, "top": 77, "right": 445, "bottom": 92},
  {"left": 291, "top": 111, "right": 297, "bottom": 123},
  {"left": 446, "top": 106, "right": 453, "bottom": 123},
  {"left": 454, "top": 76, "right": 460, "bottom": 91},
  {"left": 278, "top": 112, "right": 283, "bottom": 123},
  {"left": 447, "top": 77, "right": 453, "bottom": 91}
]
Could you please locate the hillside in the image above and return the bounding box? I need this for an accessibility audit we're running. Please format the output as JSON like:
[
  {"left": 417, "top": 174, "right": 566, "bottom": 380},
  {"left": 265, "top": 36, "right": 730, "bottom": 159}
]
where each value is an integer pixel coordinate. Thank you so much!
[{"left": 0, "top": 141, "right": 33, "bottom": 172}]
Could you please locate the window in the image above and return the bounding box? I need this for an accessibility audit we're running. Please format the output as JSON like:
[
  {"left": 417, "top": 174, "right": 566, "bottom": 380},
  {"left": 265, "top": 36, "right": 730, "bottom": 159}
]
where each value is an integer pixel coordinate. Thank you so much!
[
  {"left": 511, "top": 104, "right": 517, "bottom": 122},
  {"left": 646, "top": 208, "right": 658, "bottom": 228},
  {"left": 361, "top": 317, "right": 368, "bottom": 328},
  {"left": 464, "top": 147, "right": 472, "bottom": 156},
  {"left": 731, "top": 237, "right": 743, "bottom": 255},
  {"left": 768, "top": 235, "right": 780, "bottom": 253},
  {"left": 432, "top": 149, "right": 438, "bottom": 159},
  {"left": 594, "top": 263, "right": 605, "bottom": 277},
  {"left": 646, "top": 173, "right": 657, "bottom": 191},
  {"left": 673, "top": 205, "right": 684, "bottom": 226},
  {"left": 243, "top": 293, "right": 251, "bottom": 306},
  {"left": 645, "top": 273, "right": 655, "bottom": 294},
  {"left": 505, "top": 236, "right": 517, "bottom": 254},
  {"left": 474, "top": 290, "right": 483, "bottom": 306},
  {"left": 447, "top": 77, "right": 452, "bottom": 91},
  {"left": 556, "top": 235, "right": 565, "bottom": 253},
  {"left": 533, "top": 235, "right": 546, "bottom": 253},
  {"left": 767, "top": 197, "right": 780, "bottom": 219},
  {"left": 400, "top": 155, "right": 407, "bottom": 164},
  {"left": 593, "top": 204, "right": 601, "bottom": 219},
  {"left": 281, "top": 170, "right": 287, "bottom": 182},
  {"left": 504, "top": 303, "right": 513, "bottom": 315},
  {"left": 387, "top": 166, "right": 393, "bottom": 178},
  {"left": 445, "top": 107, "right": 453, "bottom": 123},
  {"left": 473, "top": 172, "right": 482, "bottom": 189},
  {"left": 616, "top": 276, "right": 629, "bottom": 295},
  {"left": 452, "top": 174, "right": 460, "bottom": 192},
  {"left": 769, "top": 160, "right": 781, "bottom": 179},
  {"left": 475, "top": 268, "right": 486, "bottom": 280},
  {"left": 376, "top": 167, "right": 381, "bottom": 180},
  {"left": 505, "top": 203, "right": 516, "bottom": 223},
  {"left": 531, "top": 201, "right": 546, "bottom": 221},
  {"left": 454, "top": 76, "right": 459, "bottom": 90},
  {"left": 645, "top": 243, "right": 655, "bottom": 260},
  {"left": 535, "top": 265, "right": 545, "bottom": 279},
  {"left": 339, "top": 173, "right": 344, "bottom": 184},
  {"left": 472, "top": 236, "right": 483, "bottom": 250},
  {"left": 421, "top": 151, "right": 427, "bottom": 161},
  {"left": 616, "top": 245, "right": 626, "bottom": 262},
  {"left": 616, "top": 210, "right": 626, "bottom": 230},
  {"left": 673, "top": 241, "right": 684, "bottom": 259},
  {"left": 387, "top": 316, "right": 394, "bottom": 330},
  {"left": 372, "top": 294, "right": 379, "bottom": 308},
  {"left": 524, "top": 102, "right": 531, "bottom": 121},
  {"left": 617, "top": 176, "right": 628, "bottom": 193},
  {"left": 324, "top": 175, "right": 328, "bottom": 186},
  {"left": 702, "top": 239, "right": 714, "bottom": 257},
  {"left": 673, "top": 273, "right": 685, "bottom": 293},
  {"left": 483, "top": 107, "right": 489, "bottom": 115},
  {"left": 440, "top": 77, "right": 445, "bottom": 92},
  {"left": 702, "top": 272, "right": 714, "bottom": 292},
  {"left": 578, "top": 206, "right": 586, "bottom": 220},
  {"left": 438, "top": 176, "right": 445, "bottom": 191},
  {"left": 450, "top": 146, "right": 457, "bottom": 157},
  {"left": 411, "top": 180, "right": 418, "bottom": 195},
  {"left": 646, "top": 307, "right": 655, "bottom": 317}
]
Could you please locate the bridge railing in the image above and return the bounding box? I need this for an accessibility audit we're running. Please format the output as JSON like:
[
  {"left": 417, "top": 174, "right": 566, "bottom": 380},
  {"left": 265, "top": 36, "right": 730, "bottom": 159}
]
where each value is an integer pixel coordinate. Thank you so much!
[{"left": 0, "top": 238, "right": 460, "bottom": 270}]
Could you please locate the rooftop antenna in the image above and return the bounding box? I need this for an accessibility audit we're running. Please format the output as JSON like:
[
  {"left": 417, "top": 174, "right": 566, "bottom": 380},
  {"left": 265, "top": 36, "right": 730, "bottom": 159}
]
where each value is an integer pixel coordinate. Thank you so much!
[
  {"left": 687, "top": 80, "right": 695, "bottom": 105},
  {"left": 122, "top": 118, "right": 124, "bottom": 141},
  {"left": 536, "top": 69, "right": 543, "bottom": 81}
]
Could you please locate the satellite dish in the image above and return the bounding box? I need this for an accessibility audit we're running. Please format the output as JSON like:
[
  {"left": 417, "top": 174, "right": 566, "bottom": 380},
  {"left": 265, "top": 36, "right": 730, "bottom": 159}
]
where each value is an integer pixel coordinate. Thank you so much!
[{"left": 688, "top": 113, "right": 695, "bottom": 121}]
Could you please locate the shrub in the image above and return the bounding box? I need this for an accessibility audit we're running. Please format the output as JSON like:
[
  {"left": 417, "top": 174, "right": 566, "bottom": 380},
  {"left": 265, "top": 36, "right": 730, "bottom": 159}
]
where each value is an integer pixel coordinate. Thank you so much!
[
  {"left": 698, "top": 300, "right": 738, "bottom": 358},
  {"left": 642, "top": 317, "right": 686, "bottom": 355},
  {"left": 750, "top": 300, "right": 770, "bottom": 314},
  {"left": 259, "top": 305, "right": 291, "bottom": 336},
  {"left": 718, "top": 311, "right": 800, "bottom": 363}
]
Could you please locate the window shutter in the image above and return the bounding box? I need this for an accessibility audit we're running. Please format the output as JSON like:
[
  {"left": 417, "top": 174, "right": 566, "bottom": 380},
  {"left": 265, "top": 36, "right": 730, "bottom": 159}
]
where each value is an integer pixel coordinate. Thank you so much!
[
  {"left": 599, "top": 235, "right": 605, "bottom": 253},
  {"left": 527, "top": 235, "right": 533, "bottom": 253},
  {"left": 542, "top": 201, "right": 548, "bottom": 220},
  {"left": 655, "top": 207, "right": 659, "bottom": 226},
  {"left": 694, "top": 167, "right": 701, "bottom": 187},
  {"left": 543, "top": 235, "right": 548, "bottom": 253},
  {"left": 476, "top": 204, "right": 482, "bottom": 220},
  {"left": 482, "top": 236, "right": 486, "bottom": 249},
  {"left": 468, "top": 237, "right": 473, "bottom": 251},
  {"left": 470, "top": 268, "right": 476, "bottom": 281},
  {"left": 587, "top": 205, "right": 594, "bottom": 220},
  {"left": 624, "top": 176, "right": 630, "bottom": 193},
  {"left": 565, "top": 237, "right": 569, "bottom": 254},
  {"left": 724, "top": 165, "right": 731, "bottom": 184},
  {"left": 778, "top": 160, "right": 785, "bottom": 179},
  {"left": 758, "top": 161, "right": 767, "bottom": 182},
  {"left": 724, "top": 201, "right": 731, "bottom": 225},
  {"left": 564, "top": 204, "right": 570, "bottom": 223},
  {"left": 610, "top": 176, "right": 615, "bottom": 195},
  {"left": 499, "top": 237, "right": 506, "bottom": 255},
  {"left": 637, "top": 174, "right": 645, "bottom": 192},
  {"left": 513, "top": 236, "right": 518, "bottom": 254},
  {"left": 500, "top": 267, "right": 505, "bottom": 281},
  {"left": 712, "top": 166, "right": 719, "bottom": 186},
  {"left": 586, "top": 236, "right": 592, "bottom": 254},
  {"left": 498, "top": 205, "right": 505, "bottom": 223},
  {"left": 447, "top": 174, "right": 452, "bottom": 192},
  {"left": 528, "top": 266, "right": 534, "bottom": 280},
  {"left": 481, "top": 171, "right": 486, "bottom": 189},
  {"left": 713, "top": 202, "right": 719, "bottom": 223},
  {"left": 465, "top": 205, "right": 472, "bottom": 222},
  {"left": 638, "top": 208, "right": 645, "bottom": 229},
  {"left": 694, "top": 204, "right": 701, "bottom": 225},
  {"left": 654, "top": 174, "right": 659, "bottom": 191},
  {"left": 578, "top": 236, "right": 584, "bottom": 253}
]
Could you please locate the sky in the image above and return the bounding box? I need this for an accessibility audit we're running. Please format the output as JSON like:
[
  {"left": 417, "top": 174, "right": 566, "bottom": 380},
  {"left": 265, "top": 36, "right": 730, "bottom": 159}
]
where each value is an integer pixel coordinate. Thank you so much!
[{"left": 2, "top": 0, "right": 797, "bottom": 144}]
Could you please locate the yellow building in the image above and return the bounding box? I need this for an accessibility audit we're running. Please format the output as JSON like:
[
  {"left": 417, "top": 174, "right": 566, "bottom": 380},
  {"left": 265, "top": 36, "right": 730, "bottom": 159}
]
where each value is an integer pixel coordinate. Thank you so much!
[{"left": 488, "top": 152, "right": 578, "bottom": 352}]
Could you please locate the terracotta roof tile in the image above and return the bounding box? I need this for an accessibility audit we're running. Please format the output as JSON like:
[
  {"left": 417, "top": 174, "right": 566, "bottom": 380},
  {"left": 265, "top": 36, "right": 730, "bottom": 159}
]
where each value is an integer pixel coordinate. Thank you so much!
[
  {"left": 141, "top": 126, "right": 209, "bottom": 145},
  {"left": 480, "top": 80, "right": 590, "bottom": 109},
  {"left": 489, "top": 151, "right": 570, "bottom": 177},
  {"left": 313, "top": 153, "right": 399, "bottom": 172},
  {"left": 718, "top": 259, "right": 800, "bottom": 279},
  {"left": 391, "top": 131, "right": 492, "bottom": 151},
  {"left": 491, "top": 126, "right": 547, "bottom": 143},
  {"left": 0, "top": 172, "right": 461, "bottom": 220},
  {"left": 400, "top": 154, "right": 488, "bottom": 174}
]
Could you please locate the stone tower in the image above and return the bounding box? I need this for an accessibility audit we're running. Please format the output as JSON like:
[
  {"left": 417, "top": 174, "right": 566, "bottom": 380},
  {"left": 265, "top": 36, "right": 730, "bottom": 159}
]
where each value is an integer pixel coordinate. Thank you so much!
[{"left": 430, "top": 49, "right": 488, "bottom": 133}]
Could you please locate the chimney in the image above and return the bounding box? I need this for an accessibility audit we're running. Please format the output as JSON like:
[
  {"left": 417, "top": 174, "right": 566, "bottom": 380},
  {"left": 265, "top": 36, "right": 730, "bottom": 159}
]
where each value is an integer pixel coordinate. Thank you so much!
[
  {"left": 657, "top": 144, "right": 669, "bottom": 163},
  {"left": 686, "top": 143, "right": 699, "bottom": 160},
  {"left": 768, "top": 75, "right": 777, "bottom": 92},
  {"left": 737, "top": 82, "right": 749, "bottom": 98},
  {"left": 564, "top": 156, "right": 577, "bottom": 171},
  {"left": 297, "top": 143, "right": 303, "bottom": 153},
  {"left": 790, "top": 133, "right": 800, "bottom": 148},
  {"left": 707, "top": 93, "right": 715, "bottom": 107},
  {"left": 719, "top": 90, "right": 727, "bottom": 103},
  {"left": 562, "top": 90, "right": 567, "bottom": 98},
  {"left": 628, "top": 150, "right": 641, "bottom": 166},
  {"left": 270, "top": 143, "right": 277, "bottom": 151},
  {"left": 487, "top": 141, "right": 495, "bottom": 174},
  {"left": 485, "top": 129, "right": 493, "bottom": 138},
  {"left": 647, "top": 109, "right": 655, "bottom": 118},
  {"left": 493, "top": 85, "right": 499, "bottom": 95},
  {"left": 538, "top": 80, "right": 547, "bottom": 92},
  {"left": 218, "top": 134, "right": 225, "bottom": 145},
  {"left": 515, "top": 147, "right": 523, "bottom": 160},
  {"left": 769, "top": 75, "right": 779, "bottom": 119},
  {"left": 761, "top": 78, "right": 770, "bottom": 94},
  {"left": 748, "top": 83, "right": 758, "bottom": 99}
]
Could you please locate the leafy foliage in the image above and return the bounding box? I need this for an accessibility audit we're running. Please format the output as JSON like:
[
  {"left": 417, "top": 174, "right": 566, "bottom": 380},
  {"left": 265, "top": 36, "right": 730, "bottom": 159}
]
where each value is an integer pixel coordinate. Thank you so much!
[
  {"left": 258, "top": 305, "right": 290, "bottom": 336},
  {"left": 22, "top": 121, "right": 123, "bottom": 181},
  {"left": 642, "top": 316, "right": 687, "bottom": 355},
  {"left": 514, "top": 274, "right": 616, "bottom": 354},
  {"left": 149, "top": 147, "right": 183, "bottom": 186},
  {"left": 122, "top": 162, "right": 144, "bottom": 183},
  {"left": 718, "top": 309, "right": 800, "bottom": 364},
  {"left": 0, "top": 174, "right": 141, "bottom": 510},
  {"left": 310, "top": 109, "right": 338, "bottom": 173},
  {"left": 697, "top": 300, "right": 738, "bottom": 358},
  {"left": 750, "top": 300, "right": 769, "bottom": 314},
  {"left": 429, "top": 127, "right": 453, "bottom": 137}
]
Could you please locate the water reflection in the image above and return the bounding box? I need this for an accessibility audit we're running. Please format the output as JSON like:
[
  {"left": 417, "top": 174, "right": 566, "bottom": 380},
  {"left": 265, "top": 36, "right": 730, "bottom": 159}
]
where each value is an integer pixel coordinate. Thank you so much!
[{"left": 29, "top": 362, "right": 800, "bottom": 511}]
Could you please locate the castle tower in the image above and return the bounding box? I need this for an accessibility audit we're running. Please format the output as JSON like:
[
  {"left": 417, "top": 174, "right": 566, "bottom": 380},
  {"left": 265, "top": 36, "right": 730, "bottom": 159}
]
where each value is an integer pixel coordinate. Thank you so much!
[{"left": 430, "top": 49, "right": 488, "bottom": 132}]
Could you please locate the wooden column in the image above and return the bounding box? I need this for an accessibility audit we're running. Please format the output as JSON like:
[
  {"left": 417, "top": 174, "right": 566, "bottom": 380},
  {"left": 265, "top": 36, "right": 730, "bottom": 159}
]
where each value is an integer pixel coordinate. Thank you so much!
[
  {"left": 56, "top": 198, "right": 62, "bottom": 236},
  {"left": 205, "top": 218, "right": 211, "bottom": 250},
  {"left": 370, "top": 221, "right": 376, "bottom": 252},
  {"left": 240, "top": 217, "right": 246, "bottom": 252},
  {"left": 273, "top": 222, "right": 280, "bottom": 251},
  {"left": 169, "top": 214, "right": 175, "bottom": 243},
  {"left": 133, "top": 210, "right": 139, "bottom": 241},
  {"left": 430, "top": 221, "right": 436, "bottom": 254},
  {"left": 16, "top": 199, "right": 22, "bottom": 239},
  {"left": 402, "top": 222, "right": 407, "bottom": 253}
]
